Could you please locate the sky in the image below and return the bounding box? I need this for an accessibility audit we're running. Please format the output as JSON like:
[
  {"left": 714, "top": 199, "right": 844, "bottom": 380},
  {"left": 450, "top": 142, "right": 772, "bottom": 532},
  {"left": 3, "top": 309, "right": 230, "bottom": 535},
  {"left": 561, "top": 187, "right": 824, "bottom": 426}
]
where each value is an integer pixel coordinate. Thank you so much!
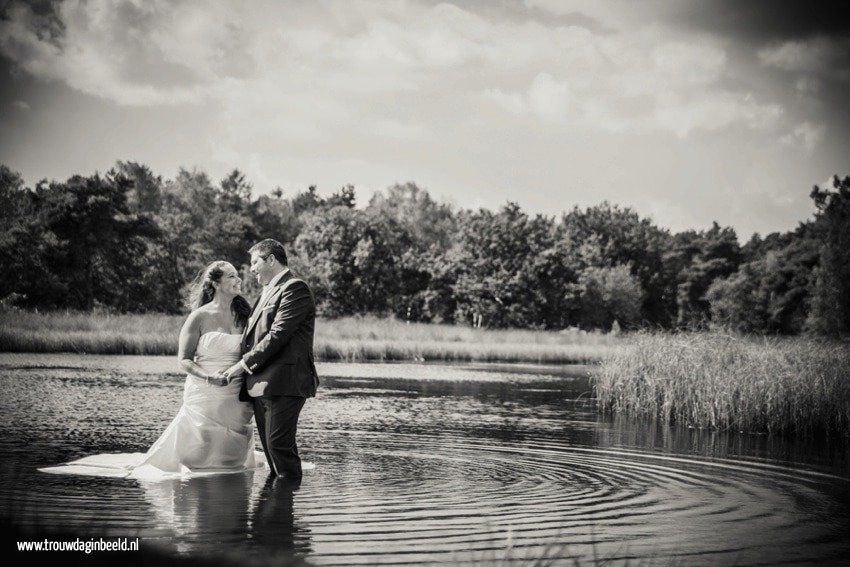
[{"left": 1, "top": 0, "right": 848, "bottom": 238}]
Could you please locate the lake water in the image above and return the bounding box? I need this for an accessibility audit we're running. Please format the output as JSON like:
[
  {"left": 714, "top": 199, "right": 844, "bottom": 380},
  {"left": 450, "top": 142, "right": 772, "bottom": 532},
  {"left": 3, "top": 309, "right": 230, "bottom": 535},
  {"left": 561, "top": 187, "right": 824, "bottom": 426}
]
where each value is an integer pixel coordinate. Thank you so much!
[{"left": 1, "top": 353, "right": 849, "bottom": 565}]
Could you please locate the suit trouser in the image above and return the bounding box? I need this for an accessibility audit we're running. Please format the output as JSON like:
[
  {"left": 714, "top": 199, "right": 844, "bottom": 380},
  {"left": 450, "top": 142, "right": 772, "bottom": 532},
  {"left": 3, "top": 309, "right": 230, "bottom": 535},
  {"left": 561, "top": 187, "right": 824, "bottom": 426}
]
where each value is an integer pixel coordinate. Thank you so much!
[{"left": 252, "top": 395, "right": 306, "bottom": 477}]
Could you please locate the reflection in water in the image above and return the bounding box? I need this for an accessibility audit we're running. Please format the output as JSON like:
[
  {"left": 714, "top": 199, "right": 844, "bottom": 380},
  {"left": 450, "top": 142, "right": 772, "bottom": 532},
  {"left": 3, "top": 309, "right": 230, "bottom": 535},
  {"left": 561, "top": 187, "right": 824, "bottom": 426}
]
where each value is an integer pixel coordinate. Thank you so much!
[
  {"left": 252, "top": 476, "right": 312, "bottom": 556},
  {"left": 595, "top": 413, "right": 850, "bottom": 474},
  {"left": 136, "top": 471, "right": 313, "bottom": 556},
  {"left": 1, "top": 355, "right": 849, "bottom": 565},
  {"left": 139, "top": 472, "right": 256, "bottom": 553}
]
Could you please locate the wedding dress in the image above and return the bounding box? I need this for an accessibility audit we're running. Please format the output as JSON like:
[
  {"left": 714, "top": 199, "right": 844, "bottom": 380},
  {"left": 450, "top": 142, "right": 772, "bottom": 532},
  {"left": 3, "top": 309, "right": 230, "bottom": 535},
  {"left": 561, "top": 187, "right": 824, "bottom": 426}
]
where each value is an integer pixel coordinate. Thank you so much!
[{"left": 40, "top": 331, "right": 266, "bottom": 479}]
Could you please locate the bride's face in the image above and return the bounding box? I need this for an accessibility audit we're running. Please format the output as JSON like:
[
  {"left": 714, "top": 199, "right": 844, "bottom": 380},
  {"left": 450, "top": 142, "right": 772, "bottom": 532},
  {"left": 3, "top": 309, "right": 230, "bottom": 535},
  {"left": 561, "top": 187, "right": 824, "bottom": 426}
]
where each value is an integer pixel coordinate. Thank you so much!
[{"left": 215, "top": 264, "right": 242, "bottom": 296}]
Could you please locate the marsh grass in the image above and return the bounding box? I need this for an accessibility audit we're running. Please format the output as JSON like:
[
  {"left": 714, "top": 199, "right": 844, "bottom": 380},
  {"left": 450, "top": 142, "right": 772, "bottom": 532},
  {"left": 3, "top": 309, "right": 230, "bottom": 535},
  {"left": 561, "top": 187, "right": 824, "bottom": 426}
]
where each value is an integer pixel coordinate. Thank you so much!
[
  {"left": 594, "top": 332, "right": 850, "bottom": 436},
  {"left": 0, "top": 310, "right": 619, "bottom": 363},
  {"left": 0, "top": 310, "right": 178, "bottom": 355}
]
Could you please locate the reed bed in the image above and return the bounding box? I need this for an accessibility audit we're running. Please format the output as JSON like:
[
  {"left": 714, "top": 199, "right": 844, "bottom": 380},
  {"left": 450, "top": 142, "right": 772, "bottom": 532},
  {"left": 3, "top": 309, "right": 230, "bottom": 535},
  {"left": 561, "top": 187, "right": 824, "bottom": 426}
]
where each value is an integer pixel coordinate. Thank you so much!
[
  {"left": 593, "top": 332, "right": 850, "bottom": 436},
  {"left": 313, "top": 338, "right": 612, "bottom": 364},
  {"left": 0, "top": 310, "right": 619, "bottom": 363},
  {"left": 0, "top": 310, "right": 181, "bottom": 355}
]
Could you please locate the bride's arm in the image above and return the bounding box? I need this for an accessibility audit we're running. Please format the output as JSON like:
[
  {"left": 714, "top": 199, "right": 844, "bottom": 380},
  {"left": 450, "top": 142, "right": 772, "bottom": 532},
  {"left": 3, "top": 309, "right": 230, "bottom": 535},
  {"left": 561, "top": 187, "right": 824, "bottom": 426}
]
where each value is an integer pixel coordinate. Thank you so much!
[{"left": 177, "top": 312, "right": 223, "bottom": 385}]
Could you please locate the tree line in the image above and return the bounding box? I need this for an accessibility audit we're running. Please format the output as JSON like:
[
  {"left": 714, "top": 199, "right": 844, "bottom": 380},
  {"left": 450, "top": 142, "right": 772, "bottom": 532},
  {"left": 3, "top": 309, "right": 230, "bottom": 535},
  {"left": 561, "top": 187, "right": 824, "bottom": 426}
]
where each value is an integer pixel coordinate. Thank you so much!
[{"left": 1, "top": 162, "right": 848, "bottom": 336}]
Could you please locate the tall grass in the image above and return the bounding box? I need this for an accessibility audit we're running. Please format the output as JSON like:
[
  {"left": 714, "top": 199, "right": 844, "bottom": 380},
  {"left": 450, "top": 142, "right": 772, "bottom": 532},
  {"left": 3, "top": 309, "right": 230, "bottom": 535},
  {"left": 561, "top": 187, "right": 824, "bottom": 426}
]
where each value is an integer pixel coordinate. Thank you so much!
[
  {"left": 593, "top": 332, "right": 850, "bottom": 436},
  {"left": 0, "top": 310, "right": 620, "bottom": 363},
  {"left": 0, "top": 310, "right": 178, "bottom": 355}
]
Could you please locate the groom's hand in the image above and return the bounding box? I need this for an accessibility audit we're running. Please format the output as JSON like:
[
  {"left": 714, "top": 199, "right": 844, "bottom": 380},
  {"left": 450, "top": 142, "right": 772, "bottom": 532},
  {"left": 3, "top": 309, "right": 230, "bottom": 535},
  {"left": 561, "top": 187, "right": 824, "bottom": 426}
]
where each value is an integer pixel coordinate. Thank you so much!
[
  {"left": 222, "top": 362, "right": 246, "bottom": 383},
  {"left": 207, "top": 372, "right": 229, "bottom": 387}
]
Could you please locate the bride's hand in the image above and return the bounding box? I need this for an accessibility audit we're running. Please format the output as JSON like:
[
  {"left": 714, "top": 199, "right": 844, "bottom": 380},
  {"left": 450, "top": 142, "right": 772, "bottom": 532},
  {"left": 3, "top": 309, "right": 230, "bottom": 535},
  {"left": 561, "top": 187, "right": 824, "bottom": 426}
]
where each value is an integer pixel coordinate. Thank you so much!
[{"left": 206, "top": 372, "right": 228, "bottom": 387}]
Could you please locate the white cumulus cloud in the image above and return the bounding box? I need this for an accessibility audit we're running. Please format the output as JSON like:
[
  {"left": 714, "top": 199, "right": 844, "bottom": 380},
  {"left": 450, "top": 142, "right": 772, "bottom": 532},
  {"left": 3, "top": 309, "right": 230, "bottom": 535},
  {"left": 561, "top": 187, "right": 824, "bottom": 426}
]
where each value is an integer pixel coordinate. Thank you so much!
[
  {"left": 758, "top": 36, "right": 850, "bottom": 81},
  {"left": 781, "top": 121, "right": 827, "bottom": 155},
  {"left": 0, "top": 0, "right": 795, "bottom": 183},
  {"left": 0, "top": 0, "right": 255, "bottom": 105}
]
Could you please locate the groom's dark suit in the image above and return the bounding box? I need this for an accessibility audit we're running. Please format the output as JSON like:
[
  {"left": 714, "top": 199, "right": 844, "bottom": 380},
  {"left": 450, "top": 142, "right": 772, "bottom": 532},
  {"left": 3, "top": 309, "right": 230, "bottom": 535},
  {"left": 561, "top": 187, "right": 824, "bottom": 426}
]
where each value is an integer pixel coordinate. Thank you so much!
[{"left": 239, "top": 269, "right": 319, "bottom": 477}]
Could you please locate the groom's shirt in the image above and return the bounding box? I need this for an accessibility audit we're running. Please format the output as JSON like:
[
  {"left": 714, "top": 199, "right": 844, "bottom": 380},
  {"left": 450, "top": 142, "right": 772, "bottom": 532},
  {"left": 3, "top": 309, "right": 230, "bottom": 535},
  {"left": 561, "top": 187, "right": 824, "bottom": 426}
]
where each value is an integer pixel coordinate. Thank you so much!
[{"left": 240, "top": 268, "right": 290, "bottom": 376}]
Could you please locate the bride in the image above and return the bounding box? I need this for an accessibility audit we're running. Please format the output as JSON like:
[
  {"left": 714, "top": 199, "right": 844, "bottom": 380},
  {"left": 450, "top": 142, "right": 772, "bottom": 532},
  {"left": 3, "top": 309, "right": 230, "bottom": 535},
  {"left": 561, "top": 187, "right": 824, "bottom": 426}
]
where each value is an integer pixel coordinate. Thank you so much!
[{"left": 40, "top": 261, "right": 266, "bottom": 478}]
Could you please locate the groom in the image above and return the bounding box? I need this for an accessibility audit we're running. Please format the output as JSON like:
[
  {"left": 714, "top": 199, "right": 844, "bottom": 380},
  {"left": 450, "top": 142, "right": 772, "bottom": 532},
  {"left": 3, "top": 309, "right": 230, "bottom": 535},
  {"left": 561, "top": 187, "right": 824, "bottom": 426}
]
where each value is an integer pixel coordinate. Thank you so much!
[{"left": 220, "top": 238, "right": 319, "bottom": 478}]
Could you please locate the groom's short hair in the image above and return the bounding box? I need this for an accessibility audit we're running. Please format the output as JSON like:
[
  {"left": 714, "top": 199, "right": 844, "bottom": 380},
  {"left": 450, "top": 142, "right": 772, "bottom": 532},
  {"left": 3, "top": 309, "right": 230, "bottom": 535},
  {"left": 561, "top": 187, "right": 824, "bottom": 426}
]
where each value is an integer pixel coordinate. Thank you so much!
[{"left": 249, "top": 239, "right": 288, "bottom": 266}]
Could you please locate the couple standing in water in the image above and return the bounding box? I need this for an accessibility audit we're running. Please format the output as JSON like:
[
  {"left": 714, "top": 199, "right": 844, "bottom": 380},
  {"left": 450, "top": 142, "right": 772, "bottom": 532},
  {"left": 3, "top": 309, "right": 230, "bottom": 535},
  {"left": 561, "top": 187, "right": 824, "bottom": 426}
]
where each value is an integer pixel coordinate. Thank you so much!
[{"left": 42, "top": 238, "right": 319, "bottom": 480}]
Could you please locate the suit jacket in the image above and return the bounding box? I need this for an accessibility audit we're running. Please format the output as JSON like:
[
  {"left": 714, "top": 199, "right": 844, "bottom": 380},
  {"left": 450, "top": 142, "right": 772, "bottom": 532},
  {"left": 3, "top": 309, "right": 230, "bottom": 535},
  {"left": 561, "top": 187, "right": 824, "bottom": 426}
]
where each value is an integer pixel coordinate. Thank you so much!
[{"left": 238, "top": 271, "right": 319, "bottom": 401}]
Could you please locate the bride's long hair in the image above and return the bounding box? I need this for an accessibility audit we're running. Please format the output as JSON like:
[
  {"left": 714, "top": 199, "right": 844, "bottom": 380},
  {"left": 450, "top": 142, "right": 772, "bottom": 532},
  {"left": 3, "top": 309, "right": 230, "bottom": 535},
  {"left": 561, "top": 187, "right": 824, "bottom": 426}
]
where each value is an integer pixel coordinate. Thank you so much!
[{"left": 187, "top": 261, "right": 252, "bottom": 328}]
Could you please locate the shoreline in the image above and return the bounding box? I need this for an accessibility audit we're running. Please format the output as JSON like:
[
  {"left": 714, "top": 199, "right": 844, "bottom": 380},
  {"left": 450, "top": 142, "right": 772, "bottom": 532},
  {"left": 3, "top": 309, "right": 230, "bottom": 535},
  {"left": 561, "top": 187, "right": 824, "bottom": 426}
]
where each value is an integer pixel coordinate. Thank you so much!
[
  {"left": 7, "top": 310, "right": 847, "bottom": 436},
  {"left": 0, "top": 334, "right": 613, "bottom": 364},
  {"left": 0, "top": 310, "right": 619, "bottom": 364}
]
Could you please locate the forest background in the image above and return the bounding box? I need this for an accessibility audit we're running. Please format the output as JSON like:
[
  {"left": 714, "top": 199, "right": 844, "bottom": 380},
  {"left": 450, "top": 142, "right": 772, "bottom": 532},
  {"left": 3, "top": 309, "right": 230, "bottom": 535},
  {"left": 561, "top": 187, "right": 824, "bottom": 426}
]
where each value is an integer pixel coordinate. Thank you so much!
[{"left": 1, "top": 162, "right": 848, "bottom": 337}]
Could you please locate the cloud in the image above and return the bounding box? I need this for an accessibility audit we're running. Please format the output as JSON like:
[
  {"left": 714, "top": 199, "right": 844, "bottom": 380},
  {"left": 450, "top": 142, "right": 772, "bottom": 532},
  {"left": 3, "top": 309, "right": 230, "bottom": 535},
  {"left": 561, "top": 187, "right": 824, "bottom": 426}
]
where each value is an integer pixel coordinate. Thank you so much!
[
  {"left": 758, "top": 36, "right": 850, "bottom": 80},
  {"left": 484, "top": 73, "right": 570, "bottom": 122},
  {"left": 483, "top": 30, "right": 781, "bottom": 137},
  {"left": 0, "top": 0, "right": 255, "bottom": 105},
  {"left": 528, "top": 73, "right": 570, "bottom": 122},
  {"left": 781, "top": 121, "right": 826, "bottom": 155},
  {"left": 483, "top": 88, "right": 527, "bottom": 115},
  {"left": 654, "top": 93, "right": 784, "bottom": 139},
  {"left": 795, "top": 77, "right": 821, "bottom": 95},
  {"left": 0, "top": 0, "right": 790, "bottom": 160}
]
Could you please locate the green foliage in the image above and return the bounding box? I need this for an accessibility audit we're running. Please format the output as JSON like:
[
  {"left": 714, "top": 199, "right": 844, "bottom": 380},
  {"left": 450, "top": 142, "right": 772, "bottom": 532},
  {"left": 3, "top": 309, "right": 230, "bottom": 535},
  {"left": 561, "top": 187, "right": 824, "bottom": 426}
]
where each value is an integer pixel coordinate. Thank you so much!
[
  {"left": 449, "top": 203, "right": 564, "bottom": 328},
  {"left": 112, "top": 161, "right": 163, "bottom": 213},
  {"left": 294, "top": 207, "right": 413, "bottom": 317},
  {"left": 708, "top": 234, "right": 818, "bottom": 334},
  {"left": 0, "top": 166, "right": 50, "bottom": 303},
  {"left": 30, "top": 172, "right": 159, "bottom": 310},
  {"left": 569, "top": 265, "right": 643, "bottom": 331},
  {"left": 706, "top": 176, "right": 850, "bottom": 337},
  {"left": 368, "top": 182, "right": 457, "bottom": 252},
  {"left": 1, "top": 161, "right": 847, "bottom": 335},
  {"left": 667, "top": 222, "right": 742, "bottom": 328},
  {"left": 806, "top": 175, "right": 850, "bottom": 336},
  {"left": 706, "top": 263, "right": 768, "bottom": 333},
  {"left": 561, "top": 202, "right": 673, "bottom": 326}
]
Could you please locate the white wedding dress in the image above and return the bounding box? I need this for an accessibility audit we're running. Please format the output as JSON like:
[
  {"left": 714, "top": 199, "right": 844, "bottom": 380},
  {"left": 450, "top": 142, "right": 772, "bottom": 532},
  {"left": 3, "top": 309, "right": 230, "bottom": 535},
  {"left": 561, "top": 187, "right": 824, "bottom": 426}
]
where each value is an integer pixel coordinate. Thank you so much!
[{"left": 40, "top": 331, "right": 266, "bottom": 479}]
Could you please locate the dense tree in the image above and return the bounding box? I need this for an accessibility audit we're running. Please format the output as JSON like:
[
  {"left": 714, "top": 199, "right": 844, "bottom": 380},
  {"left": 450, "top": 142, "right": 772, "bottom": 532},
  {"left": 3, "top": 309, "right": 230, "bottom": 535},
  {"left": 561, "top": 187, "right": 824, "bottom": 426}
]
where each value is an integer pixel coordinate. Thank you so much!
[
  {"left": 0, "top": 165, "right": 26, "bottom": 211},
  {"left": 1, "top": 160, "right": 846, "bottom": 335},
  {"left": 760, "top": 236, "right": 819, "bottom": 334},
  {"left": 707, "top": 262, "right": 769, "bottom": 333},
  {"left": 250, "top": 193, "right": 300, "bottom": 246},
  {"left": 666, "top": 223, "right": 742, "bottom": 328},
  {"left": 450, "top": 203, "right": 564, "bottom": 328},
  {"left": 218, "top": 169, "right": 253, "bottom": 213},
  {"left": 112, "top": 161, "right": 163, "bottom": 213},
  {"left": 368, "top": 182, "right": 457, "bottom": 252},
  {"left": 806, "top": 176, "right": 850, "bottom": 336},
  {"left": 561, "top": 202, "right": 673, "bottom": 326},
  {"left": 367, "top": 183, "right": 459, "bottom": 322},
  {"left": 294, "top": 207, "right": 413, "bottom": 317},
  {"left": 29, "top": 172, "right": 159, "bottom": 310},
  {"left": 708, "top": 223, "right": 820, "bottom": 334},
  {"left": 0, "top": 166, "right": 45, "bottom": 304},
  {"left": 569, "top": 265, "right": 643, "bottom": 331}
]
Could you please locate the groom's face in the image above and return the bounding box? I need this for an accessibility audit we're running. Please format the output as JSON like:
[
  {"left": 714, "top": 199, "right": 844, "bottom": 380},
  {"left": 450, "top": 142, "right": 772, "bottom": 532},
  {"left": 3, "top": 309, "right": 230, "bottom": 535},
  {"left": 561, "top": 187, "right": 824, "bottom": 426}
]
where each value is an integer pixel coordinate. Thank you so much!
[{"left": 249, "top": 251, "right": 275, "bottom": 285}]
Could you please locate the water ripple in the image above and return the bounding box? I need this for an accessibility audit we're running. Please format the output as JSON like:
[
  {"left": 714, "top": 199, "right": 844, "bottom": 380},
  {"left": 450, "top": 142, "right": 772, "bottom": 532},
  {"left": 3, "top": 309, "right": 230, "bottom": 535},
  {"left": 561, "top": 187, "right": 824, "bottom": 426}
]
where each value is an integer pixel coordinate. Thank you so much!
[
  {"left": 2, "top": 355, "right": 849, "bottom": 565},
  {"left": 268, "top": 430, "right": 850, "bottom": 565}
]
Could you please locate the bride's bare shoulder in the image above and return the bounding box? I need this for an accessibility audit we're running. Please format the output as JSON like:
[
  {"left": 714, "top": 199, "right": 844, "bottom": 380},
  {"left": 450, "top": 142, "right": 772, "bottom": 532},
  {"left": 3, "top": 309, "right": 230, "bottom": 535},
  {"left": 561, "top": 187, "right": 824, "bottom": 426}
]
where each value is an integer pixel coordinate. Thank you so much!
[{"left": 182, "top": 308, "right": 213, "bottom": 331}]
